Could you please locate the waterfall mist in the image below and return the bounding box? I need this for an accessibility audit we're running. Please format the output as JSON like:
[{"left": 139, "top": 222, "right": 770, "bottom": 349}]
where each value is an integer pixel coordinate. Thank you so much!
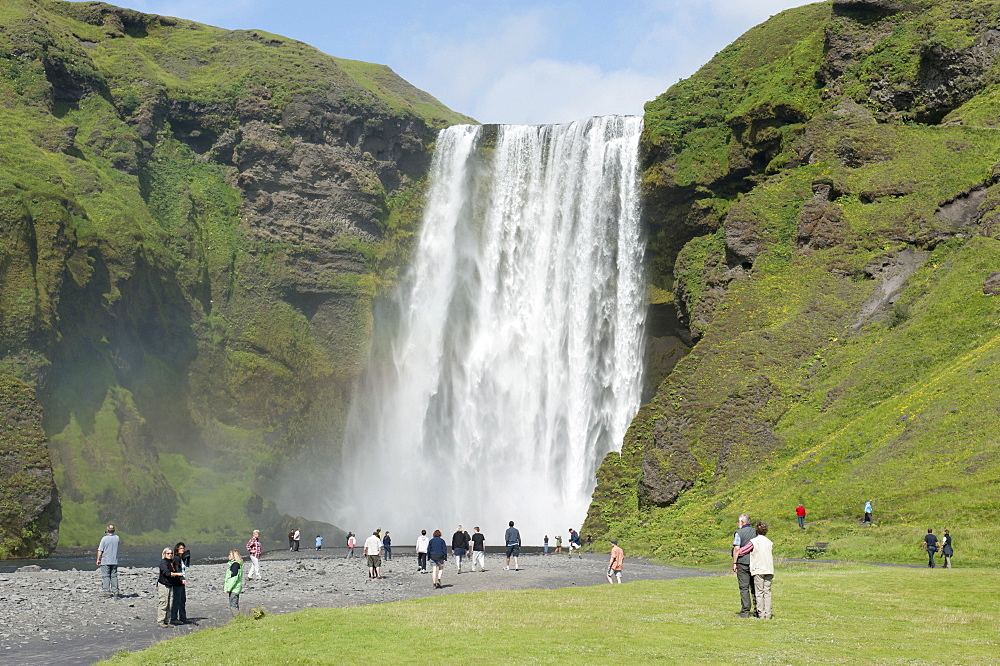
[{"left": 329, "top": 116, "right": 646, "bottom": 544}]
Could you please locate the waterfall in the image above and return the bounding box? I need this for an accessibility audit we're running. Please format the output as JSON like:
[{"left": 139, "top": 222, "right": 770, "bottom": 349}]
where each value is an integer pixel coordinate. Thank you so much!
[{"left": 331, "top": 116, "right": 646, "bottom": 544}]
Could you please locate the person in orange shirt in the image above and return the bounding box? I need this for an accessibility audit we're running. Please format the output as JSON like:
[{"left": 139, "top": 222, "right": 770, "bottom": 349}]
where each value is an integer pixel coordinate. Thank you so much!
[{"left": 607, "top": 538, "right": 624, "bottom": 583}]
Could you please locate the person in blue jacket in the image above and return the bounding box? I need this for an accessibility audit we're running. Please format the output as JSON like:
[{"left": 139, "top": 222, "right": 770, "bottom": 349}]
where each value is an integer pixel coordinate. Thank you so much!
[{"left": 427, "top": 530, "right": 448, "bottom": 589}]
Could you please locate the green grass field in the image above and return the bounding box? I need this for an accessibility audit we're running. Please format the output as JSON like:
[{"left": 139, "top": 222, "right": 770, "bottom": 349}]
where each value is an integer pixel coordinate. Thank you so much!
[{"left": 103, "top": 563, "right": 998, "bottom": 664}]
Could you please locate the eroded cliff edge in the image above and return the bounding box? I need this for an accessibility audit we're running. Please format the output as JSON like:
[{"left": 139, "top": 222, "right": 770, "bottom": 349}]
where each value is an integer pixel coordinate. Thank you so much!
[{"left": 0, "top": 0, "right": 471, "bottom": 550}]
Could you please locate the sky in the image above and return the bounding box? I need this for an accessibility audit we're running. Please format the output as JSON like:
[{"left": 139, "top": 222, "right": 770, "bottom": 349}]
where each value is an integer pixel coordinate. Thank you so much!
[{"left": 116, "top": 0, "right": 817, "bottom": 125}]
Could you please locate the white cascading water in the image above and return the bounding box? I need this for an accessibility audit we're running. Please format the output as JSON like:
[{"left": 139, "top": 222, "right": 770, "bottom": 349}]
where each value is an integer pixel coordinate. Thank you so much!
[{"left": 330, "top": 116, "right": 646, "bottom": 543}]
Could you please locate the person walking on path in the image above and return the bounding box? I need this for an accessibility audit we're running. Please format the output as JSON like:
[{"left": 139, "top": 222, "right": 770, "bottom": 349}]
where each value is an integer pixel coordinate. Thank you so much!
[
  {"left": 416, "top": 530, "right": 429, "bottom": 572},
  {"left": 170, "top": 542, "right": 190, "bottom": 624},
  {"left": 224, "top": 550, "right": 244, "bottom": 616},
  {"left": 427, "top": 529, "right": 448, "bottom": 589},
  {"left": 567, "top": 528, "right": 582, "bottom": 557},
  {"left": 96, "top": 524, "right": 120, "bottom": 598},
  {"left": 155, "top": 547, "right": 183, "bottom": 628},
  {"left": 732, "top": 513, "right": 757, "bottom": 618},
  {"left": 941, "top": 529, "right": 954, "bottom": 568},
  {"left": 364, "top": 530, "right": 383, "bottom": 579},
  {"left": 292, "top": 528, "right": 301, "bottom": 552},
  {"left": 554, "top": 534, "right": 562, "bottom": 554},
  {"left": 383, "top": 531, "right": 392, "bottom": 560},
  {"left": 470, "top": 527, "right": 487, "bottom": 571},
  {"left": 795, "top": 504, "right": 806, "bottom": 530},
  {"left": 452, "top": 526, "right": 470, "bottom": 573},
  {"left": 504, "top": 521, "right": 521, "bottom": 570},
  {"left": 346, "top": 532, "right": 356, "bottom": 559},
  {"left": 863, "top": 499, "right": 873, "bottom": 524},
  {"left": 245, "top": 530, "right": 262, "bottom": 580},
  {"left": 922, "top": 528, "right": 939, "bottom": 568},
  {"left": 607, "top": 539, "right": 624, "bottom": 583}
]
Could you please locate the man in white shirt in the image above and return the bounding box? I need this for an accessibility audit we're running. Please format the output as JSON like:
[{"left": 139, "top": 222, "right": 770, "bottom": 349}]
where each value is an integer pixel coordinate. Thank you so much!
[
  {"left": 415, "top": 530, "right": 430, "bottom": 572},
  {"left": 363, "top": 530, "right": 383, "bottom": 579}
]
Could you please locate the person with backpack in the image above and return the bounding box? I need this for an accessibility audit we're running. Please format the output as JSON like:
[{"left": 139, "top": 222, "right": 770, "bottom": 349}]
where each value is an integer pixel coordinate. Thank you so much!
[{"left": 568, "top": 528, "right": 582, "bottom": 557}]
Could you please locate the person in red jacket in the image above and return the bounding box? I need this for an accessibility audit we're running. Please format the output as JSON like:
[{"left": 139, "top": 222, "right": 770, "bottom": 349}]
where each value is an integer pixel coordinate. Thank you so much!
[{"left": 796, "top": 504, "right": 806, "bottom": 530}]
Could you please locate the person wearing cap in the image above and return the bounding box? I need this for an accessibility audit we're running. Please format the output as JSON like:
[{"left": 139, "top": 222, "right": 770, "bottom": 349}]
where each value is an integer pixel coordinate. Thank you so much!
[
  {"left": 607, "top": 538, "right": 624, "bottom": 583},
  {"left": 96, "top": 524, "right": 120, "bottom": 598}
]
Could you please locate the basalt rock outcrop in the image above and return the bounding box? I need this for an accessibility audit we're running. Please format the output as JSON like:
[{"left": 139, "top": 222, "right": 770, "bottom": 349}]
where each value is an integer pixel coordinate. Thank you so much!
[{"left": 0, "top": 0, "right": 470, "bottom": 551}]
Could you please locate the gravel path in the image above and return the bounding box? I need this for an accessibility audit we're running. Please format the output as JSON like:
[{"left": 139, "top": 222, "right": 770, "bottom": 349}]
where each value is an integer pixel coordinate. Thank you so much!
[{"left": 0, "top": 548, "right": 713, "bottom": 665}]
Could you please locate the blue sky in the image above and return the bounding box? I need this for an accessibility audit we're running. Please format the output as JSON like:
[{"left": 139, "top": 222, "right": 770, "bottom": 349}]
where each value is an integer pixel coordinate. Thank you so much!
[{"left": 117, "top": 0, "right": 816, "bottom": 125}]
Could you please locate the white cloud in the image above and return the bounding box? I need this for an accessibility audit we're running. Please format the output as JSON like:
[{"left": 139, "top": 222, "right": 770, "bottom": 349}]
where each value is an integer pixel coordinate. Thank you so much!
[{"left": 471, "top": 60, "right": 666, "bottom": 125}]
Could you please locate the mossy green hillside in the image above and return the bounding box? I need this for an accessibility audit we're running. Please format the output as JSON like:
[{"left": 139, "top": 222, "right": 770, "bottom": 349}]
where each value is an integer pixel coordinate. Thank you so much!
[
  {"left": 0, "top": 0, "right": 468, "bottom": 551},
  {"left": 588, "top": 0, "right": 1000, "bottom": 566}
]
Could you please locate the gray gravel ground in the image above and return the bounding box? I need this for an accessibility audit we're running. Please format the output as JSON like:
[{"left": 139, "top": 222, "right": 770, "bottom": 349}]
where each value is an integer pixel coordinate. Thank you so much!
[{"left": 0, "top": 547, "right": 714, "bottom": 665}]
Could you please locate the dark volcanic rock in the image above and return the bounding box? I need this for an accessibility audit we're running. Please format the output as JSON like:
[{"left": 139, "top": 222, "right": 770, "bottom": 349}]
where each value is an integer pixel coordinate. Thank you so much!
[
  {"left": 638, "top": 417, "right": 701, "bottom": 507},
  {"left": 0, "top": 377, "right": 60, "bottom": 558}
]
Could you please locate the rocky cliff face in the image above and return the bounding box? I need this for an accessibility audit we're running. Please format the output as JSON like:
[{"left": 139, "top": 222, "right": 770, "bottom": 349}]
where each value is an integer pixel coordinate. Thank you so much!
[
  {"left": 587, "top": 0, "right": 1000, "bottom": 562},
  {"left": 0, "top": 0, "right": 470, "bottom": 550}
]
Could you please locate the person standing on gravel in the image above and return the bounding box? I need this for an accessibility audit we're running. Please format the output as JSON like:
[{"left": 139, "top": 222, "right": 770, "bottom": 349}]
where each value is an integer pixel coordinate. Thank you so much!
[
  {"left": 246, "top": 530, "right": 263, "bottom": 580},
  {"left": 156, "top": 547, "right": 183, "bottom": 628},
  {"left": 555, "top": 534, "right": 562, "bottom": 554},
  {"left": 292, "top": 527, "right": 301, "bottom": 552},
  {"left": 364, "top": 530, "right": 383, "bottom": 578},
  {"left": 504, "top": 521, "right": 521, "bottom": 571},
  {"left": 383, "top": 531, "right": 392, "bottom": 560},
  {"left": 416, "top": 529, "right": 429, "bottom": 572},
  {"left": 607, "top": 538, "right": 624, "bottom": 583},
  {"left": 470, "top": 526, "right": 487, "bottom": 571},
  {"left": 346, "top": 532, "right": 356, "bottom": 558},
  {"left": 96, "top": 524, "right": 120, "bottom": 598}
]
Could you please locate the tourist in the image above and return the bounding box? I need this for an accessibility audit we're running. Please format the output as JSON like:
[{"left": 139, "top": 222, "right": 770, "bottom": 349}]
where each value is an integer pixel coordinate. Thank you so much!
[
  {"left": 748, "top": 522, "right": 774, "bottom": 619},
  {"left": 504, "top": 521, "right": 521, "bottom": 571},
  {"left": 452, "top": 525, "right": 469, "bottom": 573},
  {"left": 224, "top": 549, "right": 244, "bottom": 616},
  {"left": 923, "top": 528, "right": 939, "bottom": 568},
  {"left": 567, "top": 528, "right": 582, "bottom": 557},
  {"left": 96, "top": 524, "right": 120, "bottom": 598},
  {"left": 796, "top": 503, "right": 806, "bottom": 530},
  {"left": 288, "top": 529, "right": 295, "bottom": 551},
  {"left": 383, "top": 531, "right": 392, "bottom": 560},
  {"left": 428, "top": 529, "right": 448, "bottom": 589},
  {"left": 863, "top": 499, "right": 873, "bottom": 524},
  {"left": 346, "top": 532, "right": 356, "bottom": 559},
  {"left": 941, "top": 529, "right": 954, "bottom": 568},
  {"left": 364, "top": 530, "right": 383, "bottom": 578},
  {"left": 292, "top": 527, "right": 301, "bottom": 552},
  {"left": 155, "top": 547, "right": 183, "bottom": 628},
  {"left": 470, "top": 526, "right": 487, "bottom": 571},
  {"left": 543, "top": 534, "right": 549, "bottom": 554},
  {"left": 607, "top": 538, "right": 624, "bottom": 583},
  {"left": 586, "top": 533, "right": 593, "bottom": 546},
  {"left": 245, "top": 529, "right": 262, "bottom": 580},
  {"left": 315, "top": 534, "right": 323, "bottom": 550},
  {"left": 170, "top": 542, "right": 190, "bottom": 624},
  {"left": 731, "top": 513, "right": 757, "bottom": 618},
  {"left": 555, "top": 534, "right": 563, "bottom": 554},
  {"left": 415, "top": 529, "right": 429, "bottom": 572}
]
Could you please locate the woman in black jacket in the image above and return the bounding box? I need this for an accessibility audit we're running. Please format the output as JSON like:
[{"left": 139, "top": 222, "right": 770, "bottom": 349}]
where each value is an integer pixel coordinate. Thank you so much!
[
  {"left": 170, "top": 542, "right": 191, "bottom": 624},
  {"left": 156, "top": 547, "right": 183, "bottom": 628}
]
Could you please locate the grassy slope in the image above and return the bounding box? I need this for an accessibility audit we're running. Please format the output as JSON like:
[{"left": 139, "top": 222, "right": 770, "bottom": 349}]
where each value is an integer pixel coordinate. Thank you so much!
[
  {"left": 0, "top": 0, "right": 463, "bottom": 548},
  {"left": 587, "top": 0, "right": 1000, "bottom": 566},
  {"left": 103, "top": 565, "right": 999, "bottom": 664}
]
